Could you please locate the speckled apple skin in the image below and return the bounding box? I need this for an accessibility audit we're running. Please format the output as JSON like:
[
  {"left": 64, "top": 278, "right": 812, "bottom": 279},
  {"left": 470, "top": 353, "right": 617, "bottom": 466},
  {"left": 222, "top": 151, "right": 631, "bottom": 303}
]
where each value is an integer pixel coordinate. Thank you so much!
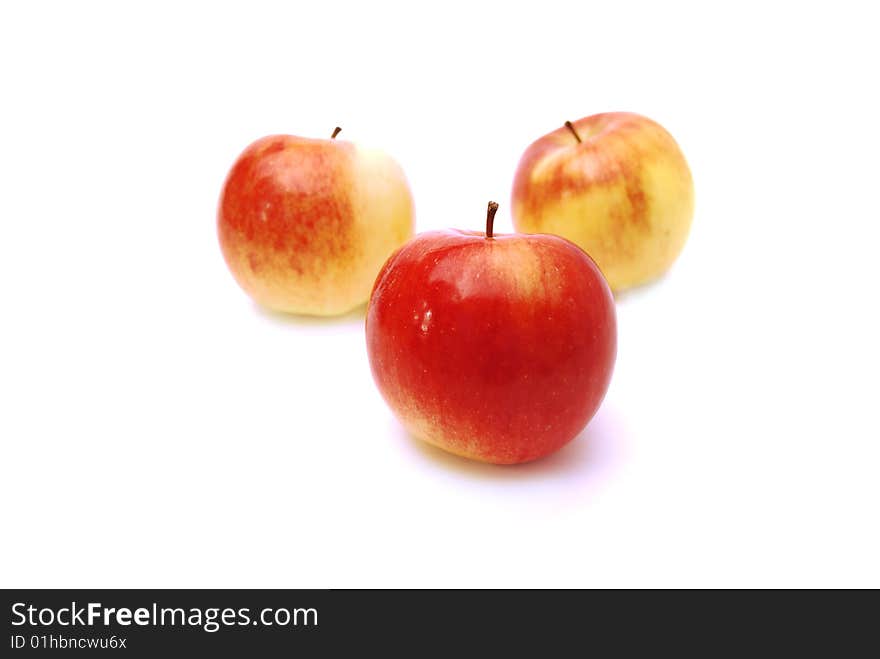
[
  {"left": 366, "top": 230, "right": 617, "bottom": 464},
  {"left": 218, "top": 134, "right": 414, "bottom": 315},
  {"left": 512, "top": 112, "right": 694, "bottom": 292}
]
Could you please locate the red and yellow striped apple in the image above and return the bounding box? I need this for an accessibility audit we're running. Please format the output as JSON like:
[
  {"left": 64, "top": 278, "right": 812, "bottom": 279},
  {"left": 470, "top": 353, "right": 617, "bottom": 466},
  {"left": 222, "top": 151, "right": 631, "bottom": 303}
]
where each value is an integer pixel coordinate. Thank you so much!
[
  {"left": 366, "top": 203, "right": 616, "bottom": 465},
  {"left": 511, "top": 112, "right": 694, "bottom": 292},
  {"left": 218, "top": 128, "right": 414, "bottom": 315}
]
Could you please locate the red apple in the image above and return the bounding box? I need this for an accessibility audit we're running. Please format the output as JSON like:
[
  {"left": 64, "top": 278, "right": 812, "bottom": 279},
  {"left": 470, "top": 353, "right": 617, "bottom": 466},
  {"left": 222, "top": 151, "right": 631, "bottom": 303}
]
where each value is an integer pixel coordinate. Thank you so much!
[
  {"left": 511, "top": 112, "right": 694, "bottom": 292},
  {"left": 366, "top": 203, "right": 617, "bottom": 464},
  {"left": 218, "top": 128, "right": 414, "bottom": 315}
]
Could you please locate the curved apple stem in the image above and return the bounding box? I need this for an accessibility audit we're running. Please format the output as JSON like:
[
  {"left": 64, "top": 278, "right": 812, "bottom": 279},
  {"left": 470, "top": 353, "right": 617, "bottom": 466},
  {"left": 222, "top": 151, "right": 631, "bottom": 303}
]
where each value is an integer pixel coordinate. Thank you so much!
[
  {"left": 564, "top": 120, "right": 582, "bottom": 143},
  {"left": 331, "top": 126, "right": 342, "bottom": 139},
  {"left": 486, "top": 201, "right": 499, "bottom": 239}
]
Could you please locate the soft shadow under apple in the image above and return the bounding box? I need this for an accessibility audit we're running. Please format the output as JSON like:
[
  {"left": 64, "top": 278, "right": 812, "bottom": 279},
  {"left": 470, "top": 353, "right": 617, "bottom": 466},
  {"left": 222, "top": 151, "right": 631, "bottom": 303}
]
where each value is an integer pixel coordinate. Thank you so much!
[
  {"left": 391, "top": 407, "right": 624, "bottom": 484},
  {"left": 611, "top": 271, "right": 669, "bottom": 305},
  {"left": 252, "top": 301, "right": 367, "bottom": 328}
]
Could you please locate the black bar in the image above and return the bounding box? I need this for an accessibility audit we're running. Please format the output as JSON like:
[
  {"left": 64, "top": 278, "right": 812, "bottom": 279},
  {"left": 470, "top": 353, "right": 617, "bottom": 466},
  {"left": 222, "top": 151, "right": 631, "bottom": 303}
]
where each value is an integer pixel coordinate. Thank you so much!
[{"left": 2, "top": 589, "right": 874, "bottom": 654}]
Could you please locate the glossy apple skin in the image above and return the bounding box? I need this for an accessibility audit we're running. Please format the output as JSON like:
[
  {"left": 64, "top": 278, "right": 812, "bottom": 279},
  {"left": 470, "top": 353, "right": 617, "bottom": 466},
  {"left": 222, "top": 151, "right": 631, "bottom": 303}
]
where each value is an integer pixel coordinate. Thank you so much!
[
  {"left": 511, "top": 112, "right": 694, "bottom": 292},
  {"left": 218, "top": 134, "right": 414, "bottom": 315},
  {"left": 366, "top": 230, "right": 616, "bottom": 464}
]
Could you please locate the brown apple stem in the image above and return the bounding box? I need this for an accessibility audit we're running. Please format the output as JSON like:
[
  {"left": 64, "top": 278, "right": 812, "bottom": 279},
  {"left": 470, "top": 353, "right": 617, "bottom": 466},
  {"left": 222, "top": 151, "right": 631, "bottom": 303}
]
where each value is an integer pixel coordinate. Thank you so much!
[
  {"left": 564, "top": 120, "right": 582, "bottom": 143},
  {"left": 486, "top": 201, "right": 499, "bottom": 239},
  {"left": 331, "top": 126, "right": 342, "bottom": 139}
]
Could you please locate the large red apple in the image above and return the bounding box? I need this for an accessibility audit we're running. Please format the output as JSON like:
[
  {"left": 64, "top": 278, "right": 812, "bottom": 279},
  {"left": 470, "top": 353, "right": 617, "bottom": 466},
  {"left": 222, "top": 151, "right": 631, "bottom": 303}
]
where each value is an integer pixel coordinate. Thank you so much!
[
  {"left": 366, "top": 203, "right": 616, "bottom": 464},
  {"left": 218, "top": 128, "right": 414, "bottom": 315},
  {"left": 511, "top": 112, "right": 694, "bottom": 292}
]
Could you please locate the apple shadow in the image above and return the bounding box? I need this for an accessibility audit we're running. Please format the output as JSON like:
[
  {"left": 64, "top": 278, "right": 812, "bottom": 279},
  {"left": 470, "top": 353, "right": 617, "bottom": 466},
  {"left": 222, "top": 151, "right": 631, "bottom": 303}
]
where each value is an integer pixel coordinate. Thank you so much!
[
  {"left": 252, "top": 301, "right": 367, "bottom": 328},
  {"left": 611, "top": 272, "right": 669, "bottom": 305},
  {"left": 392, "top": 407, "right": 624, "bottom": 483}
]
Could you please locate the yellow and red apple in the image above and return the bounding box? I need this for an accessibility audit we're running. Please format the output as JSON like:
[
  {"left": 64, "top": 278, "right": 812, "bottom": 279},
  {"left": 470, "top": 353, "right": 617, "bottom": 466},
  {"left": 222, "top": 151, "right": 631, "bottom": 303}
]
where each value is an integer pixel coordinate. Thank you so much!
[
  {"left": 218, "top": 129, "right": 414, "bottom": 315},
  {"left": 366, "top": 203, "right": 617, "bottom": 465},
  {"left": 511, "top": 112, "right": 694, "bottom": 292}
]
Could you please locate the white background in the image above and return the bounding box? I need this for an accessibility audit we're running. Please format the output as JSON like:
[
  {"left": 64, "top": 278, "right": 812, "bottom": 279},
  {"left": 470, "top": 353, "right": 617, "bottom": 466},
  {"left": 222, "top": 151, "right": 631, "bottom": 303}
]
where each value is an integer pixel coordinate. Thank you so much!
[{"left": 2, "top": 1, "right": 878, "bottom": 588}]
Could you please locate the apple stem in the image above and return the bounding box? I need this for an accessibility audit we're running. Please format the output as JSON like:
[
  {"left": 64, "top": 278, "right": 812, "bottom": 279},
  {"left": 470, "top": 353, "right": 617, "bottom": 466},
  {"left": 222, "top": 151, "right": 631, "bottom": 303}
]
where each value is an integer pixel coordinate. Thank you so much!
[
  {"left": 486, "top": 201, "right": 499, "bottom": 239},
  {"left": 564, "top": 121, "right": 582, "bottom": 143},
  {"left": 331, "top": 126, "right": 342, "bottom": 139}
]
